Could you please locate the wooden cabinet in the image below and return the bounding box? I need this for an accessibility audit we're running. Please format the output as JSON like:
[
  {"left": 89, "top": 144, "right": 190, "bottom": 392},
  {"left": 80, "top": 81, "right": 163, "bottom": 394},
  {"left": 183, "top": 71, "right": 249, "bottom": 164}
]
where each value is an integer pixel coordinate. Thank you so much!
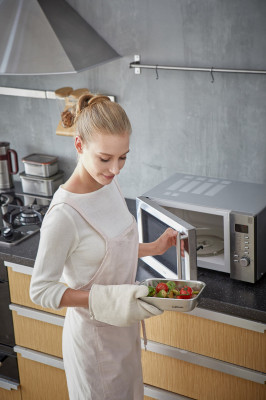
[
  {"left": 7, "top": 265, "right": 66, "bottom": 317},
  {"left": 10, "top": 305, "right": 63, "bottom": 358},
  {"left": 0, "top": 387, "right": 21, "bottom": 400},
  {"left": 5, "top": 261, "right": 68, "bottom": 400},
  {"left": 143, "top": 311, "right": 266, "bottom": 372},
  {"left": 15, "top": 350, "right": 68, "bottom": 400},
  {"left": 6, "top": 261, "right": 266, "bottom": 400},
  {"left": 141, "top": 311, "right": 266, "bottom": 400}
]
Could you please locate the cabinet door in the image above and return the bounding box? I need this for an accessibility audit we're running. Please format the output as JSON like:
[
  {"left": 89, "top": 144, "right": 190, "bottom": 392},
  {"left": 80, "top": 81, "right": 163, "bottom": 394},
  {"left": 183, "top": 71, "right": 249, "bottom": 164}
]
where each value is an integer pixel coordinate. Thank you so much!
[
  {"left": 16, "top": 351, "right": 68, "bottom": 400},
  {"left": 11, "top": 305, "right": 64, "bottom": 358},
  {"left": 143, "top": 311, "right": 266, "bottom": 372},
  {"left": 7, "top": 266, "right": 66, "bottom": 317},
  {"left": 142, "top": 350, "right": 266, "bottom": 400},
  {"left": 0, "top": 387, "right": 21, "bottom": 400}
]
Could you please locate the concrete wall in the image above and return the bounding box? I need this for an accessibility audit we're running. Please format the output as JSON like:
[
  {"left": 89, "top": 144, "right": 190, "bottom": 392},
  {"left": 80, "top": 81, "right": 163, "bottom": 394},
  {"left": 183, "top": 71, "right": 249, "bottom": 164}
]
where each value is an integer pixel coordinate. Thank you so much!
[{"left": 0, "top": 0, "right": 265, "bottom": 198}]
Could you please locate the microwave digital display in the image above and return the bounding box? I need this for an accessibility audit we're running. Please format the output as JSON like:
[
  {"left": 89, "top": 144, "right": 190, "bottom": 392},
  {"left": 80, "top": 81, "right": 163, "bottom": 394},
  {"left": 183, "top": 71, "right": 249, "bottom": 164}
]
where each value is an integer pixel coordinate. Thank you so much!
[{"left": 235, "top": 224, "right": 248, "bottom": 234}]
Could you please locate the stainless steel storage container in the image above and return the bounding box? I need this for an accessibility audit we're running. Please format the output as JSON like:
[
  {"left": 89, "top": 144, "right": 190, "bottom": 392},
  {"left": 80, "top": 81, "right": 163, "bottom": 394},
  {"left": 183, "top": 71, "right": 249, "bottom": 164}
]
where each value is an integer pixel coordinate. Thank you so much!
[
  {"left": 140, "top": 278, "right": 206, "bottom": 312},
  {"left": 22, "top": 154, "right": 59, "bottom": 177},
  {"left": 20, "top": 171, "right": 64, "bottom": 196}
]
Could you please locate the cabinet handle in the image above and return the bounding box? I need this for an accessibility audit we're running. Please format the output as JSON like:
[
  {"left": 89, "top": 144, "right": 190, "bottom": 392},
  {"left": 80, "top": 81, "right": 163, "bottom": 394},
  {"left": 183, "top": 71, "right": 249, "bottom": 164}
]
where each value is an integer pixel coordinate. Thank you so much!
[
  {"left": 5, "top": 261, "right": 66, "bottom": 282},
  {"left": 9, "top": 304, "right": 64, "bottom": 326},
  {"left": 4, "top": 261, "right": 33, "bottom": 276},
  {"left": 144, "top": 384, "right": 192, "bottom": 399},
  {"left": 0, "top": 377, "right": 20, "bottom": 390},
  {"left": 14, "top": 346, "right": 64, "bottom": 370},
  {"left": 188, "top": 307, "right": 266, "bottom": 333},
  {"left": 142, "top": 339, "right": 266, "bottom": 385}
]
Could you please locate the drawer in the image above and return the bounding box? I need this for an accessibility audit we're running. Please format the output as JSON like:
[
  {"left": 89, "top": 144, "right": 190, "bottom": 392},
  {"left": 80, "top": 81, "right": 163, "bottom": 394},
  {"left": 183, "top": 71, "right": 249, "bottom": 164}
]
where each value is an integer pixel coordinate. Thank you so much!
[
  {"left": 0, "top": 387, "right": 21, "bottom": 400},
  {"left": 142, "top": 350, "right": 266, "bottom": 400},
  {"left": 7, "top": 264, "right": 66, "bottom": 317},
  {"left": 143, "top": 311, "right": 266, "bottom": 372},
  {"left": 11, "top": 304, "right": 64, "bottom": 358},
  {"left": 15, "top": 346, "right": 68, "bottom": 400}
]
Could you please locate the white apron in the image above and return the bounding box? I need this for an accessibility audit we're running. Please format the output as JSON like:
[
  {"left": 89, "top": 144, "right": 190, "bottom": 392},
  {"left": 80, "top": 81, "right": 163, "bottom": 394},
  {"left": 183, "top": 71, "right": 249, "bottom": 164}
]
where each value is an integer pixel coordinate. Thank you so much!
[{"left": 49, "top": 184, "right": 143, "bottom": 400}]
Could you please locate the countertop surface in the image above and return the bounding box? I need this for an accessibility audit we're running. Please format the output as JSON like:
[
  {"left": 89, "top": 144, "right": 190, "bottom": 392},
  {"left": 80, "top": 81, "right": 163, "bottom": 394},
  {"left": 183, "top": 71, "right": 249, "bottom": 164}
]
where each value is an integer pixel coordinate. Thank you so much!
[{"left": 1, "top": 198, "right": 266, "bottom": 325}]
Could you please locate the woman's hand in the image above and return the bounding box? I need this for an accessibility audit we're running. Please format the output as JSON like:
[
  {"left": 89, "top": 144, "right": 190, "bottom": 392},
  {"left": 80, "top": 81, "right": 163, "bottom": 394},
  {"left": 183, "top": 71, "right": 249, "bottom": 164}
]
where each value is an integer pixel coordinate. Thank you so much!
[
  {"left": 153, "top": 228, "right": 177, "bottom": 255},
  {"left": 138, "top": 228, "right": 177, "bottom": 258}
]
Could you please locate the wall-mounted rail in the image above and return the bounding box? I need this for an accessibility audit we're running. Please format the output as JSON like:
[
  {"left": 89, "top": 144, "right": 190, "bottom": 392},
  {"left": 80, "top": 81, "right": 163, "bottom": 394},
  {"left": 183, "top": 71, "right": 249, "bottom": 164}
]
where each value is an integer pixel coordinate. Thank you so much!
[{"left": 130, "top": 55, "right": 266, "bottom": 77}]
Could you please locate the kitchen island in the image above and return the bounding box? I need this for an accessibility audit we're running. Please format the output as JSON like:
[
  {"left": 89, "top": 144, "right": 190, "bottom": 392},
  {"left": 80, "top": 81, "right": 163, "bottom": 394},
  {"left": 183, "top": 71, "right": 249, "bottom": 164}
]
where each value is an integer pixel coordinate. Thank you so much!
[{"left": 0, "top": 199, "right": 265, "bottom": 400}]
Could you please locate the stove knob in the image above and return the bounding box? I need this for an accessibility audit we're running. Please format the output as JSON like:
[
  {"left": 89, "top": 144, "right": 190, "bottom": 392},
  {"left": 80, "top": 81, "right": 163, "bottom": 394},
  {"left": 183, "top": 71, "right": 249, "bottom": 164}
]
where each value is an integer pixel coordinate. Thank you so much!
[
  {"left": 2, "top": 227, "right": 14, "bottom": 238},
  {"left": 240, "top": 256, "right": 250, "bottom": 267}
]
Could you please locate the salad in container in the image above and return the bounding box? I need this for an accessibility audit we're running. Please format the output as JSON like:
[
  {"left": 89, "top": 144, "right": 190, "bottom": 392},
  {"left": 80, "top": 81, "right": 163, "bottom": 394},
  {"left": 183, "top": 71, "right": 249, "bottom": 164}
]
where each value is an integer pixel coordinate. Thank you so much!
[{"left": 140, "top": 278, "right": 206, "bottom": 312}]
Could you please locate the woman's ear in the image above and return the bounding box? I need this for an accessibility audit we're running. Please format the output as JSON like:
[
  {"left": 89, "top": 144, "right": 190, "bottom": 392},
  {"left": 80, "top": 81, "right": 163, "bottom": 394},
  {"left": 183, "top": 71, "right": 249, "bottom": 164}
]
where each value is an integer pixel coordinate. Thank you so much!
[{"left": 75, "top": 136, "right": 83, "bottom": 154}]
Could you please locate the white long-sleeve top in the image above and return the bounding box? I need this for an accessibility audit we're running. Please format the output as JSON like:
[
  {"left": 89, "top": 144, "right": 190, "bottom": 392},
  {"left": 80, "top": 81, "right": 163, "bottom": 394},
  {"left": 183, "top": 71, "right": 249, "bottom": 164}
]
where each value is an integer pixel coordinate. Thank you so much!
[{"left": 29, "top": 181, "right": 133, "bottom": 309}]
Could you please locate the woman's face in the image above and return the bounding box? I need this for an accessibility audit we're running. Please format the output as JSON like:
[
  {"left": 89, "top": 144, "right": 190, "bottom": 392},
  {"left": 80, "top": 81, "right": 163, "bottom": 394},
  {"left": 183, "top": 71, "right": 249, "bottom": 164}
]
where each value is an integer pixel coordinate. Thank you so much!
[{"left": 76, "top": 132, "right": 130, "bottom": 188}]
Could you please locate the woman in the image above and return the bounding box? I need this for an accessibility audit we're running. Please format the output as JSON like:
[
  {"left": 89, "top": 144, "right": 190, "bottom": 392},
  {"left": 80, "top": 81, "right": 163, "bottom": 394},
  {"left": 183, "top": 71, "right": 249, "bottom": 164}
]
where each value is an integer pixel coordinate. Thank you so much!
[{"left": 30, "top": 93, "right": 177, "bottom": 400}]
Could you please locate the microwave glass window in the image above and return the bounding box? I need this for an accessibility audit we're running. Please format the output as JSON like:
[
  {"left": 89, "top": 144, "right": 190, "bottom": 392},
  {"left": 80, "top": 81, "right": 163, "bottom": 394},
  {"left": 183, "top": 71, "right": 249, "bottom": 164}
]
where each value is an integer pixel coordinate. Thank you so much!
[
  {"left": 141, "top": 209, "right": 177, "bottom": 273},
  {"left": 165, "top": 206, "right": 225, "bottom": 270},
  {"left": 235, "top": 224, "right": 248, "bottom": 234}
]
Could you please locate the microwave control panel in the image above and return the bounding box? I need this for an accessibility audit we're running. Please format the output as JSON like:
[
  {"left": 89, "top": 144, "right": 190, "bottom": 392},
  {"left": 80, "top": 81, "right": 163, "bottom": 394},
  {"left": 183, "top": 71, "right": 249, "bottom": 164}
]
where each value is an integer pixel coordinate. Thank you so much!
[{"left": 230, "top": 213, "right": 255, "bottom": 282}]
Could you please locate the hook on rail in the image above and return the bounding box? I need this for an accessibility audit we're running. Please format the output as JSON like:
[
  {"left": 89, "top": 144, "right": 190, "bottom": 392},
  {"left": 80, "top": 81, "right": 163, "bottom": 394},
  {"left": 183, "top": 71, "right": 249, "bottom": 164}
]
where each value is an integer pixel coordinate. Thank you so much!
[
  {"left": 155, "top": 65, "right": 159, "bottom": 80},
  {"left": 210, "top": 67, "right": 214, "bottom": 83}
]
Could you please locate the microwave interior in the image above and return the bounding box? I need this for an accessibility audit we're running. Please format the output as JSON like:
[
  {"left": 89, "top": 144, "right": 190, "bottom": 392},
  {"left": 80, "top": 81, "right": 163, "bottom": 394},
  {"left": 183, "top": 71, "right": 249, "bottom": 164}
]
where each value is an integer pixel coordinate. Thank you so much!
[{"left": 140, "top": 204, "right": 230, "bottom": 275}]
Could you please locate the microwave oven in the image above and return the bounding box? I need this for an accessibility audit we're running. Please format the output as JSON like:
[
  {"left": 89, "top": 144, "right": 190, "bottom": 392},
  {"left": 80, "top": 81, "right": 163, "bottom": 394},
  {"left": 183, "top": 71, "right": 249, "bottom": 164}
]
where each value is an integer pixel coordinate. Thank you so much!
[{"left": 136, "top": 173, "right": 266, "bottom": 283}]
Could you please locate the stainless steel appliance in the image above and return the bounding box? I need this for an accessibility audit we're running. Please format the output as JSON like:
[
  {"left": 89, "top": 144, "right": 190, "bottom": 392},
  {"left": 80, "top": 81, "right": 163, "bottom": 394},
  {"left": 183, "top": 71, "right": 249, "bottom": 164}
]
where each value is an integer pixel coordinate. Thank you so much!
[
  {"left": 0, "top": 142, "right": 18, "bottom": 190},
  {"left": 137, "top": 173, "right": 266, "bottom": 283},
  {"left": 0, "top": 0, "right": 120, "bottom": 75},
  {"left": 0, "top": 193, "right": 49, "bottom": 247},
  {"left": 0, "top": 263, "right": 19, "bottom": 391},
  {"left": 0, "top": 190, "right": 50, "bottom": 390}
]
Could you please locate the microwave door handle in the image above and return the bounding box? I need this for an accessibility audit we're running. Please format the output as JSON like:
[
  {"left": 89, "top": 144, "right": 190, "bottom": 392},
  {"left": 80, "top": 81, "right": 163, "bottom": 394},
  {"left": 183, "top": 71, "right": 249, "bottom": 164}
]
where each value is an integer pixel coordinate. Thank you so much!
[
  {"left": 176, "top": 232, "right": 189, "bottom": 280},
  {"left": 176, "top": 232, "right": 183, "bottom": 279}
]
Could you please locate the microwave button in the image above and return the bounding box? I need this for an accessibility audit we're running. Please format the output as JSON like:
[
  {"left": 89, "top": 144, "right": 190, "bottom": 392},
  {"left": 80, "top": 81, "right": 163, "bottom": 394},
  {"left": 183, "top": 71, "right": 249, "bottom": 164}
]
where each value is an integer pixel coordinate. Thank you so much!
[
  {"left": 244, "top": 241, "right": 249, "bottom": 244},
  {"left": 245, "top": 236, "right": 249, "bottom": 239},
  {"left": 240, "top": 256, "right": 250, "bottom": 267},
  {"left": 244, "top": 246, "right": 249, "bottom": 249}
]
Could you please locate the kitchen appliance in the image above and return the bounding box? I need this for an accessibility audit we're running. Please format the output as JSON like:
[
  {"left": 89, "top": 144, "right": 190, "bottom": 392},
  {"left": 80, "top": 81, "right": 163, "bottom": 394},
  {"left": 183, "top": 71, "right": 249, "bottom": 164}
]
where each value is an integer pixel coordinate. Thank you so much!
[
  {"left": 0, "top": 192, "right": 49, "bottom": 247},
  {"left": 0, "top": 227, "right": 20, "bottom": 390},
  {"left": 137, "top": 173, "right": 266, "bottom": 283},
  {"left": 0, "top": 263, "right": 19, "bottom": 391},
  {"left": 0, "top": 189, "right": 50, "bottom": 390},
  {"left": 0, "top": 142, "right": 18, "bottom": 190},
  {"left": 0, "top": 0, "right": 120, "bottom": 75}
]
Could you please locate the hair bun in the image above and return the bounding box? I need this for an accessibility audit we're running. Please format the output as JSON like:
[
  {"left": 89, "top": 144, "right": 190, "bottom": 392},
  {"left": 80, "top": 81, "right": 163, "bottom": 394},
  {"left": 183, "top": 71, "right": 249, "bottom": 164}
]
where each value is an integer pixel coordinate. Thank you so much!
[
  {"left": 87, "top": 95, "right": 111, "bottom": 107},
  {"left": 76, "top": 93, "right": 111, "bottom": 119},
  {"left": 76, "top": 93, "right": 94, "bottom": 114}
]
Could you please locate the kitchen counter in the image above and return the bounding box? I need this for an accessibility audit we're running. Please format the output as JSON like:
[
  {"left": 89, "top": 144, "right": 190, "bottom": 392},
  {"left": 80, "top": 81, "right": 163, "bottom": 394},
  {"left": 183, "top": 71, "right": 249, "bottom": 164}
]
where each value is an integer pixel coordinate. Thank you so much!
[{"left": 1, "top": 199, "right": 266, "bottom": 325}]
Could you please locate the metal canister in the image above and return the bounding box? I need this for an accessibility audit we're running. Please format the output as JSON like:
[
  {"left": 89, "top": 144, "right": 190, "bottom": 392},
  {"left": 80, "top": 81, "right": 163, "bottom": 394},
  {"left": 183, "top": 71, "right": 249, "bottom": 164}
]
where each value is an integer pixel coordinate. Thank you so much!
[{"left": 0, "top": 142, "right": 19, "bottom": 190}]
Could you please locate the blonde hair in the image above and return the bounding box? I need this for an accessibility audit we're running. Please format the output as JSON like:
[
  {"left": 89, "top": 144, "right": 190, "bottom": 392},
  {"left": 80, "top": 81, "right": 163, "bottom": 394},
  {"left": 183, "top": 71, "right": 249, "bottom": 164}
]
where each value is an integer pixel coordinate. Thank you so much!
[{"left": 75, "top": 93, "right": 132, "bottom": 143}]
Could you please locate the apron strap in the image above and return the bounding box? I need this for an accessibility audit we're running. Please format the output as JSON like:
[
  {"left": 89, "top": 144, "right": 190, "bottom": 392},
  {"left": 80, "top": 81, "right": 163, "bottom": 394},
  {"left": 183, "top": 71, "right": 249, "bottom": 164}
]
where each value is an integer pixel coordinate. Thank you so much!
[
  {"left": 141, "top": 320, "right": 148, "bottom": 350},
  {"left": 47, "top": 199, "right": 108, "bottom": 241}
]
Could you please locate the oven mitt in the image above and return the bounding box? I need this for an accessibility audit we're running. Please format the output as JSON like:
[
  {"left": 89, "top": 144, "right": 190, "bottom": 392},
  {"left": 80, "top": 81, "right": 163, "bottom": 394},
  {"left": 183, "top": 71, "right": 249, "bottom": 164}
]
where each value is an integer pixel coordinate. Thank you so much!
[{"left": 89, "top": 284, "right": 163, "bottom": 327}]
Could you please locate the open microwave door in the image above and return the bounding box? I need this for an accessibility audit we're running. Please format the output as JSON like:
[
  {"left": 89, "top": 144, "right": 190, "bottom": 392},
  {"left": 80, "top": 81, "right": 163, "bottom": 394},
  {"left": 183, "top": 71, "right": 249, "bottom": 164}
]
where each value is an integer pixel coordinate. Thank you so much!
[{"left": 136, "top": 196, "right": 197, "bottom": 280}]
